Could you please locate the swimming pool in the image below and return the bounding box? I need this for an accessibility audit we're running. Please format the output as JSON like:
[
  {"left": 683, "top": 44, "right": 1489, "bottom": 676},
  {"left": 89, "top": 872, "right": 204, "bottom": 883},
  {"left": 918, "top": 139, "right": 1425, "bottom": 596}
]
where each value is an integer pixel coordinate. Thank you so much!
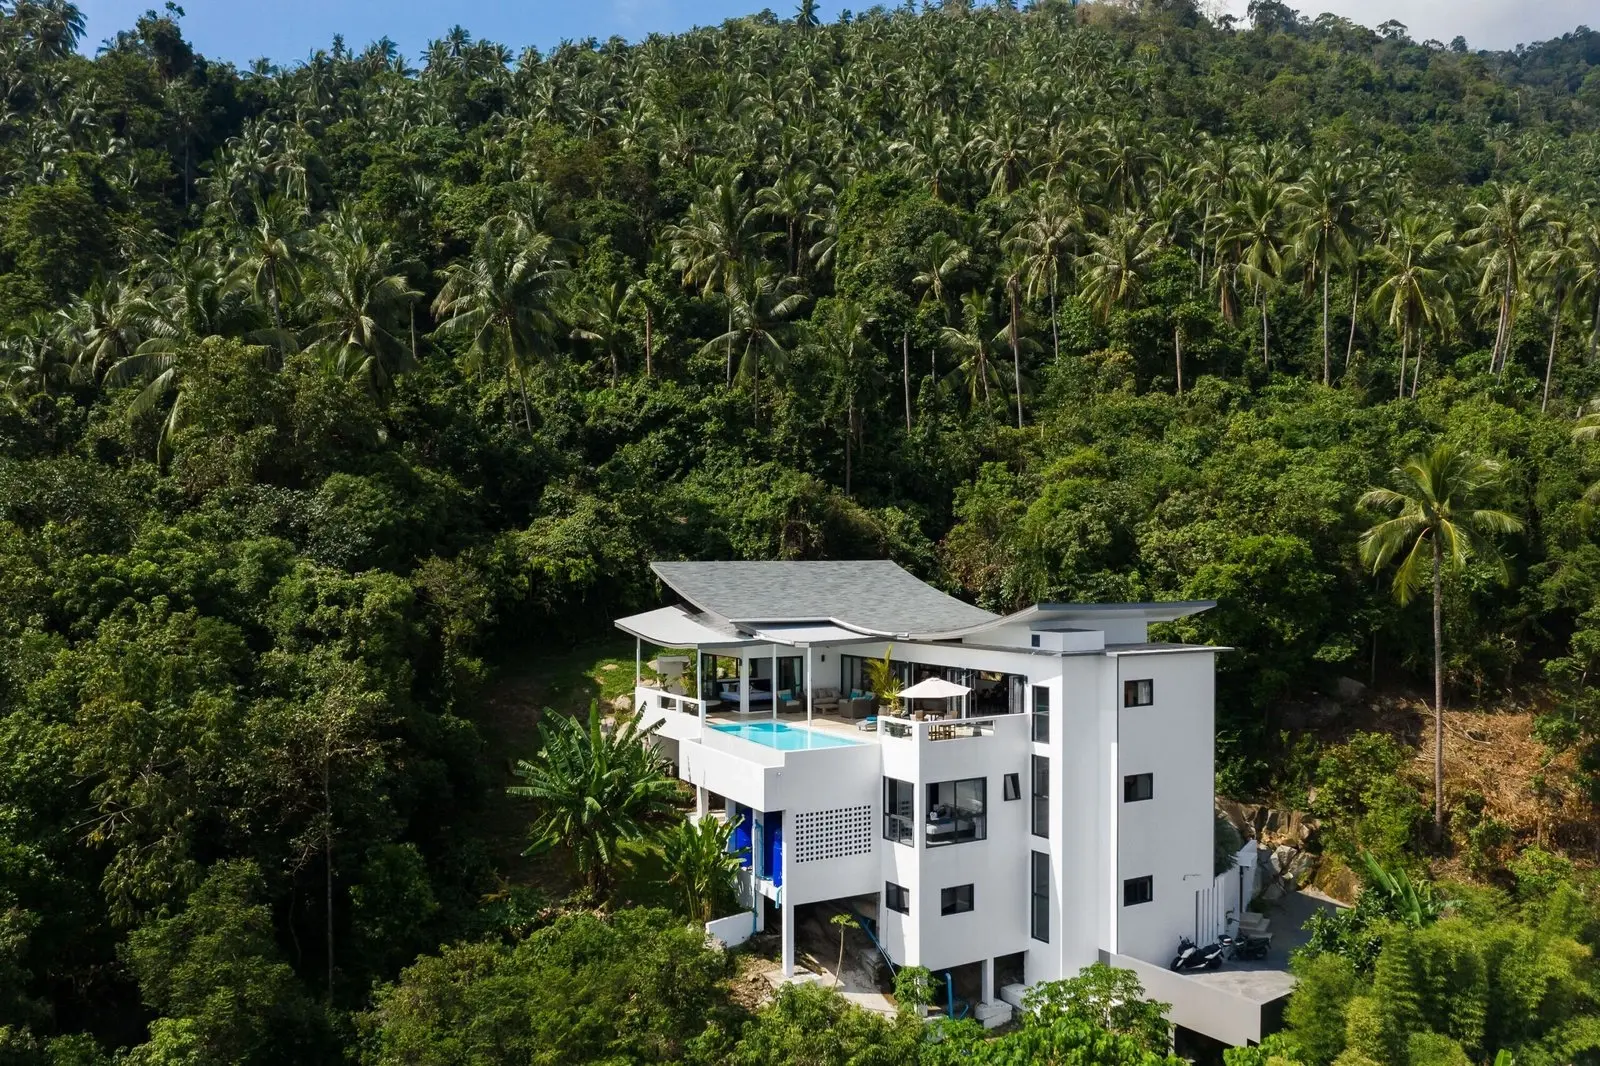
[{"left": 709, "top": 721, "right": 862, "bottom": 750}]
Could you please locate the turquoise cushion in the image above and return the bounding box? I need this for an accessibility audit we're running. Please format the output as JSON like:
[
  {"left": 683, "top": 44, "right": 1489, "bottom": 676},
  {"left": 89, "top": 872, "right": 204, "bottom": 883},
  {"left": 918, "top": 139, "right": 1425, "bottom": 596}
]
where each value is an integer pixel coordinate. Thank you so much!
[
  {"left": 778, "top": 689, "right": 791, "bottom": 700},
  {"left": 849, "top": 689, "right": 862, "bottom": 699}
]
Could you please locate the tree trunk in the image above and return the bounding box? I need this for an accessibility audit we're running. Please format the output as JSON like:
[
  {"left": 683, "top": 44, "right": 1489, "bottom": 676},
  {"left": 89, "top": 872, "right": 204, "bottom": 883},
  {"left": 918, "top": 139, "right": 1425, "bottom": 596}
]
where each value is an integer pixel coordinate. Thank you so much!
[
  {"left": 512, "top": 357, "right": 535, "bottom": 438},
  {"left": 1260, "top": 289, "right": 1269, "bottom": 367},
  {"left": 644, "top": 306, "right": 654, "bottom": 378},
  {"left": 1009, "top": 282, "right": 1023, "bottom": 429},
  {"left": 1589, "top": 286, "right": 1600, "bottom": 364},
  {"left": 902, "top": 328, "right": 912, "bottom": 431},
  {"left": 267, "top": 261, "right": 283, "bottom": 331},
  {"left": 1345, "top": 264, "right": 1360, "bottom": 371},
  {"left": 1321, "top": 248, "right": 1331, "bottom": 385},
  {"left": 1432, "top": 533, "right": 1445, "bottom": 840},
  {"left": 1494, "top": 267, "right": 1514, "bottom": 375},
  {"left": 1174, "top": 322, "right": 1183, "bottom": 395},
  {"left": 1049, "top": 273, "right": 1060, "bottom": 363},
  {"left": 844, "top": 399, "right": 853, "bottom": 497},
  {"left": 726, "top": 306, "right": 734, "bottom": 386},
  {"left": 1411, "top": 334, "right": 1423, "bottom": 398},
  {"left": 323, "top": 753, "right": 334, "bottom": 1004},
  {"left": 1544, "top": 309, "right": 1560, "bottom": 412},
  {"left": 1398, "top": 330, "right": 1409, "bottom": 400}
]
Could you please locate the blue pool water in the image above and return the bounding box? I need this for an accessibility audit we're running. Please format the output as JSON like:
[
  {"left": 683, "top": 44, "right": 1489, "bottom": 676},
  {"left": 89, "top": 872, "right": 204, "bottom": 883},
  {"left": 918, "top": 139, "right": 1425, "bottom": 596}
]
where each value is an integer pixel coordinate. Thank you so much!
[{"left": 710, "top": 721, "right": 862, "bottom": 750}]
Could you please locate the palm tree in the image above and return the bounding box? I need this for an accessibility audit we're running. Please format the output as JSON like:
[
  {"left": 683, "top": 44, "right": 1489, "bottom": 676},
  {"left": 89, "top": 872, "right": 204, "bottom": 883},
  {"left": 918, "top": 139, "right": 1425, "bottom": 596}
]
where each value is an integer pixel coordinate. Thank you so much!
[
  {"left": 1531, "top": 219, "right": 1579, "bottom": 412},
  {"left": 1463, "top": 183, "right": 1546, "bottom": 375},
  {"left": 431, "top": 220, "right": 568, "bottom": 437},
  {"left": 816, "top": 300, "right": 875, "bottom": 496},
  {"left": 57, "top": 278, "right": 159, "bottom": 384},
  {"left": 234, "top": 193, "right": 307, "bottom": 332},
  {"left": 569, "top": 281, "right": 631, "bottom": 386},
  {"left": 301, "top": 211, "right": 419, "bottom": 394},
  {"left": 698, "top": 258, "right": 806, "bottom": 418},
  {"left": 1006, "top": 190, "right": 1077, "bottom": 364},
  {"left": 940, "top": 291, "right": 1004, "bottom": 411},
  {"left": 1359, "top": 445, "right": 1522, "bottom": 836},
  {"left": 1227, "top": 179, "right": 1291, "bottom": 367},
  {"left": 507, "top": 704, "right": 677, "bottom": 896},
  {"left": 1077, "top": 213, "right": 1158, "bottom": 324},
  {"left": 1291, "top": 159, "right": 1360, "bottom": 384},
  {"left": 999, "top": 250, "right": 1029, "bottom": 428},
  {"left": 662, "top": 816, "right": 745, "bottom": 924},
  {"left": 667, "top": 178, "right": 761, "bottom": 385},
  {"left": 1369, "top": 215, "right": 1454, "bottom": 400}
]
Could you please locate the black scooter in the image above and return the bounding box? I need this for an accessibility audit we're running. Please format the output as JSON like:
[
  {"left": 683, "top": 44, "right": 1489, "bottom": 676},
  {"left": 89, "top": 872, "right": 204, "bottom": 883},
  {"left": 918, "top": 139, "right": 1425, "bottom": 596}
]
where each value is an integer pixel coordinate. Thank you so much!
[
  {"left": 1170, "top": 935, "right": 1224, "bottom": 971},
  {"left": 1223, "top": 932, "right": 1272, "bottom": 961}
]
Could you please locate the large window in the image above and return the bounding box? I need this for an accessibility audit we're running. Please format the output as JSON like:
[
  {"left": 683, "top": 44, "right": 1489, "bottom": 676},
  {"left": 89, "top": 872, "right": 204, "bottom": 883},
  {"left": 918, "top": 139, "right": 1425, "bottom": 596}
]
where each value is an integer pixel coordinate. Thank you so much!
[
  {"left": 941, "top": 884, "right": 975, "bottom": 915},
  {"left": 885, "top": 881, "right": 910, "bottom": 914},
  {"left": 1124, "top": 875, "right": 1154, "bottom": 906},
  {"left": 883, "top": 777, "right": 915, "bottom": 846},
  {"left": 925, "top": 777, "right": 986, "bottom": 846},
  {"left": 1123, "top": 679, "right": 1154, "bottom": 707},
  {"left": 1031, "top": 755, "right": 1049, "bottom": 838},
  {"left": 1124, "top": 773, "right": 1153, "bottom": 802},
  {"left": 1031, "top": 685, "right": 1050, "bottom": 742},
  {"left": 1030, "top": 851, "right": 1049, "bottom": 942}
]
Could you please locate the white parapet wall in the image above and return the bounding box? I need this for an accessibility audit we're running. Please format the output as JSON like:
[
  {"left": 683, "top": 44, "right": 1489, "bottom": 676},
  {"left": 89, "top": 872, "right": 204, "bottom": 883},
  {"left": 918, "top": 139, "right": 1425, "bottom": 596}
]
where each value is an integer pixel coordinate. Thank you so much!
[{"left": 705, "top": 912, "right": 757, "bottom": 949}]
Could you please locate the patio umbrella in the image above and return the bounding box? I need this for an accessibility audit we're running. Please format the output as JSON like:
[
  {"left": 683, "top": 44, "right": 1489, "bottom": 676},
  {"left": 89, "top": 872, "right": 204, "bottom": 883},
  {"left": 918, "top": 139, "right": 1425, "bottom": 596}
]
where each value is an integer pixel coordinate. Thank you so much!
[{"left": 897, "top": 676, "right": 972, "bottom": 717}]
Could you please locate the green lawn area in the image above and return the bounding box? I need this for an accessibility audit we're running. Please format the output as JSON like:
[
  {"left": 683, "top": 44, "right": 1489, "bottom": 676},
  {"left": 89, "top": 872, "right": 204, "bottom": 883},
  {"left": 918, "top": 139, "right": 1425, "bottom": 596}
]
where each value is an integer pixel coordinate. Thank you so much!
[{"left": 468, "top": 637, "right": 690, "bottom": 902}]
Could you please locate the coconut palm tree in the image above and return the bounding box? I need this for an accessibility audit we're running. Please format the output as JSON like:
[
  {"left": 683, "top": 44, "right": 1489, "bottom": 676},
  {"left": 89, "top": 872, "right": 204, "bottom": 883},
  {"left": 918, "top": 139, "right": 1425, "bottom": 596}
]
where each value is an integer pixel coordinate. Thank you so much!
[
  {"left": 1369, "top": 215, "right": 1455, "bottom": 400},
  {"left": 1463, "top": 183, "right": 1546, "bottom": 375},
  {"left": 1077, "top": 213, "right": 1158, "bottom": 324},
  {"left": 1227, "top": 179, "right": 1292, "bottom": 367},
  {"left": 431, "top": 220, "right": 568, "bottom": 437},
  {"left": 698, "top": 258, "right": 807, "bottom": 419},
  {"left": 815, "top": 299, "right": 875, "bottom": 496},
  {"left": 301, "top": 210, "right": 419, "bottom": 394},
  {"left": 940, "top": 290, "right": 1004, "bottom": 411},
  {"left": 1005, "top": 189, "right": 1077, "bottom": 364},
  {"left": 234, "top": 193, "right": 307, "bottom": 333},
  {"left": 507, "top": 704, "right": 677, "bottom": 896},
  {"left": 1531, "top": 218, "right": 1579, "bottom": 412},
  {"left": 667, "top": 177, "right": 761, "bottom": 385},
  {"left": 1359, "top": 445, "right": 1522, "bottom": 837},
  {"left": 569, "top": 281, "right": 631, "bottom": 386},
  {"left": 1291, "top": 158, "right": 1361, "bottom": 384}
]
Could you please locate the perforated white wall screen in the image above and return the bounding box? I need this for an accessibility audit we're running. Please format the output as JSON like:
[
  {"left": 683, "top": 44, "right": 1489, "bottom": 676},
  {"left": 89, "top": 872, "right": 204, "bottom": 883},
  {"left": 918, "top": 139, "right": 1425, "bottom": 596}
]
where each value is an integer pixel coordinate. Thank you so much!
[{"left": 793, "top": 805, "right": 874, "bottom": 863}]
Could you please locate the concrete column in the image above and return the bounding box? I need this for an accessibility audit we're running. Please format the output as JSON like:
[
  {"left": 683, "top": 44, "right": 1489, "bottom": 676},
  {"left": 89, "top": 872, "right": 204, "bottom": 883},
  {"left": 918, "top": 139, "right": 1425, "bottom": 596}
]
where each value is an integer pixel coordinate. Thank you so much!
[
  {"left": 805, "top": 646, "right": 813, "bottom": 725},
  {"left": 753, "top": 809, "right": 767, "bottom": 934},
  {"left": 634, "top": 637, "right": 641, "bottom": 689},
  {"left": 739, "top": 655, "right": 750, "bottom": 715},
  {"left": 770, "top": 645, "right": 778, "bottom": 723},
  {"left": 981, "top": 957, "right": 994, "bottom": 1005},
  {"left": 695, "top": 786, "right": 708, "bottom": 820},
  {"left": 781, "top": 890, "right": 796, "bottom": 977}
]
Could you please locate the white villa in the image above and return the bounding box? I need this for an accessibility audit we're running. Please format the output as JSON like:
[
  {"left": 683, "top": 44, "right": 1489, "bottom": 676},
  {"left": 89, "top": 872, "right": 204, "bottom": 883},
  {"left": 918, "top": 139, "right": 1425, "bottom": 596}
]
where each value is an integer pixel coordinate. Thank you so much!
[{"left": 618, "top": 560, "right": 1284, "bottom": 1046}]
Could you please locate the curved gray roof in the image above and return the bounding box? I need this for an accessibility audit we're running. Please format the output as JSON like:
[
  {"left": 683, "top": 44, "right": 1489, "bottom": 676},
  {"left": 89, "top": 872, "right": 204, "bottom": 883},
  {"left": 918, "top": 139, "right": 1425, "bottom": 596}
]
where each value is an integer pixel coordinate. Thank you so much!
[{"left": 651, "top": 560, "right": 997, "bottom": 638}]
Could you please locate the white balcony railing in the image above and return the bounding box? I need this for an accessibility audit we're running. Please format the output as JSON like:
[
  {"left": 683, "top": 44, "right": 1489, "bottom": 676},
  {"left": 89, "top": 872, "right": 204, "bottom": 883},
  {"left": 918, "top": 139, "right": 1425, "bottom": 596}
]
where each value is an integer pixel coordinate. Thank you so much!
[{"left": 877, "top": 716, "right": 1001, "bottom": 741}]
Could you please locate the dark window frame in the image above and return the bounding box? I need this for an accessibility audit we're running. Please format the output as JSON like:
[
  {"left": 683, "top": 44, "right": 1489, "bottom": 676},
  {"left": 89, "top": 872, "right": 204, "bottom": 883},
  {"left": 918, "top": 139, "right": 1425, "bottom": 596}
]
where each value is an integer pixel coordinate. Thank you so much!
[
  {"left": 1030, "top": 851, "right": 1049, "bottom": 942},
  {"left": 1031, "top": 754, "right": 1049, "bottom": 838},
  {"left": 883, "top": 777, "right": 915, "bottom": 846},
  {"left": 1123, "top": 772, "right": 1153, "bottom": 803},
  {"left": 885, "top": 881, "right": 910, "bottom": 914},
  {"left": 940, "top": 884, "right": 975, "bottom": 915},
  {"left": 1123, "top": 875, "right": 1154, "bottom": 907},
  {"left": 924, "top": 776, "right": 987, "bottom": 847},
  {"left": 1123, "top": 679, "right": 1153, "bottom": 707},
  {"left": 1002, "top": 772, "right": 1020, "bottom": 801},
  {"left": 1031, "top": 684, "right": 1050, "bottom": 742}
]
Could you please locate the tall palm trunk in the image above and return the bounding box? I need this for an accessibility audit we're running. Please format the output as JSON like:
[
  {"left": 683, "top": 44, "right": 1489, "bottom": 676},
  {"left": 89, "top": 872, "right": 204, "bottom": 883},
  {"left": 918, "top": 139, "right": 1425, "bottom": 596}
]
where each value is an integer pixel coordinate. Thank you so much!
[
  {"left": 902, "top": 329, "right": 912, "bottom": 431},
  {"left": 644, "top": 306, "right": 654, "bottom": 378},
  {"left": 1259, "top": 288, "right": 1269, "bottom": 367},
  {"left": 322, "top": 744, "right": 334, "bottom": 1004},
  {"left": 1174, "top": 322, "right": 1183, "bottom": 395},
  {"left": 725, "top": 305, "right": 734, "bottom": 385},
  {"left": 844, "top": 398, "right": 854, "bottom": 497},
  {"left": 512, "top": 357, "right": 535, "bottom": 437},
  {"left": 1411, "top": 336, "right": 1423, "bottom": 397},
  {"left": 1008, "top": 280, "right": 1023, "bottom": 429},
  {"left": 1398, "top": 330, "right": 1409, "bottom": 400},
  {"left": 1431, "top": 533, "right": 1445, "bottom": 839},
  {"left": 267, "top": 260, "right": 283, "bottom": 331},
  {"left": 1321, "top": 248, "right": 1331, "bottom": 385},
  {"left": 1494, "top": 267, "right": 1514, "bottom": 375},
  {"left": 1544, "top": 309, "right": 1561, "bottom": 412},
  {"left": 1345, "top": 264, "right": 1360, "bottom": 371},
  {"left": 1048, "top": 273, "right": 1060, "bottom": 363}
]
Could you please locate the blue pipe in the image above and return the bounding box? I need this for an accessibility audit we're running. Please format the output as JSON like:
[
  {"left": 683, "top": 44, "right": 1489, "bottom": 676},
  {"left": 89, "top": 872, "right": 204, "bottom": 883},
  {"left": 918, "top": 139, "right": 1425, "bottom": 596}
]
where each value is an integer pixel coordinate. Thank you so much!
[{"left": 844, "top": 904, "right": 897, "bottom": 974}]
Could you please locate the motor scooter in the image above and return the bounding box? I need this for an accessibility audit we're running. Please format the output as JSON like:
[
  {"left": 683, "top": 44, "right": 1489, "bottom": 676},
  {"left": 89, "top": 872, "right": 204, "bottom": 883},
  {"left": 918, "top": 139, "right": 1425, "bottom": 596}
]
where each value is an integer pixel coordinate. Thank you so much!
[{"left": 1170, "top": 935, "right": 1224, "bottom": 971}]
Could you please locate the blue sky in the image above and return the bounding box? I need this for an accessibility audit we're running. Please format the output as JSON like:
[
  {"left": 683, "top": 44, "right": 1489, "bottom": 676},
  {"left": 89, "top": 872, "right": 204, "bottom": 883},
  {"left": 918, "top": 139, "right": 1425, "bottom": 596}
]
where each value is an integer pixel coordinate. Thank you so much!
[{"left": 73, "top": 0, "right": 1595, "bottom": 68}]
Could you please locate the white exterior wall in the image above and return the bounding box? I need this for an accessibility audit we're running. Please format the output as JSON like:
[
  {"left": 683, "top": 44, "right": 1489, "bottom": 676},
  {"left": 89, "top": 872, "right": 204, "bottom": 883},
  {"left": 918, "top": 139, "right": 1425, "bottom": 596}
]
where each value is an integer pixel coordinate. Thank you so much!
[{"left": 1112, "top": 650, "right": 1217, "bottom": 964}]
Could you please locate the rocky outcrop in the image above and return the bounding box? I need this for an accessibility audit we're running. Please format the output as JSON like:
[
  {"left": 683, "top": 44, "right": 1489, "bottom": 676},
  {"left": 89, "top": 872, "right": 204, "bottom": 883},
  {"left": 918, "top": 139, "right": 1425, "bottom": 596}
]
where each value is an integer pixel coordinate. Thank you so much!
[{"left": 1217, "top": 799, "right": 1321, "bottom": 903}]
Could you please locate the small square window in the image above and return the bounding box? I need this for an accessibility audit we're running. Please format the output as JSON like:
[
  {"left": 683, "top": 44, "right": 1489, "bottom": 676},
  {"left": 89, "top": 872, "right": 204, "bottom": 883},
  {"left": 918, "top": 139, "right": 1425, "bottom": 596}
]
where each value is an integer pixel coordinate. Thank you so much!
[
  {"left": 940, "top": 884, "right": 974, "bottom": 915},
  {"left": 1123, "top": 875, "right": 1153, "bottom": 906},
  {"left": 1123, "top": 773, "right": 1153, "bottom": 802},
  {"left": 1003, "top": 773, "right": 1021, "bottom": 801},
  {"left": 1123, "top": 679, "right": 1153, "bottom": 707},
  {"left": 885, "top": 881, "right": 910, "bottom": 914},
  {"left": 1030, "top": 633, "right": 1040, "bottom": 647}
]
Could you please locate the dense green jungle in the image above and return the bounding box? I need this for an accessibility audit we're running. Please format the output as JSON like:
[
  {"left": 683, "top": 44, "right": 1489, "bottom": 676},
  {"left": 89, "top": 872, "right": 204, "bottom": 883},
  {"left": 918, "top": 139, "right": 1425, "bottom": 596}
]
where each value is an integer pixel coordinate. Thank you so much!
[{"left": 5, "top": 0, "right": 1600, "bottom": 1063}]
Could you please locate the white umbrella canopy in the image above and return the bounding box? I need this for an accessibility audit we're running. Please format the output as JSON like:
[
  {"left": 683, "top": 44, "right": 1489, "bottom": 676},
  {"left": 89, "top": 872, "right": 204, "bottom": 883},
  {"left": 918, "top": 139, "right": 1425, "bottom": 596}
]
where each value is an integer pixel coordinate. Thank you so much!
[{"left": 897, "top": 677, "right": 971, "bottom": 700}]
